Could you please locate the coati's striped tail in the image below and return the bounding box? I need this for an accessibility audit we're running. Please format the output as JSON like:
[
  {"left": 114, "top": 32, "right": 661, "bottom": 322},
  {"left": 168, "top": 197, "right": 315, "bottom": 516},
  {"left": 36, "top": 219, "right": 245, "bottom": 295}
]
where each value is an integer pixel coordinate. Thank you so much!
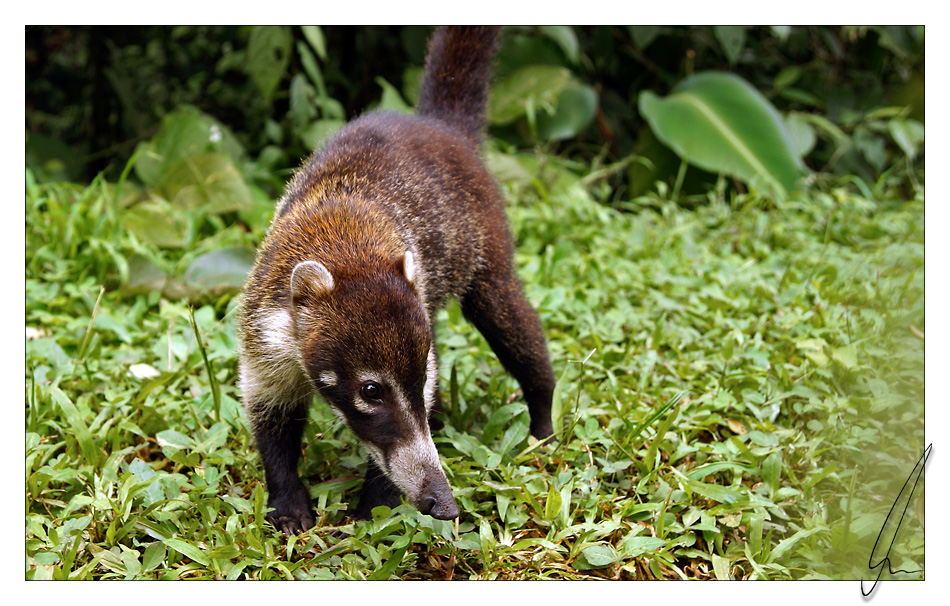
[{"left": 416, "top": 26, "right": 500, "bottom": 145}]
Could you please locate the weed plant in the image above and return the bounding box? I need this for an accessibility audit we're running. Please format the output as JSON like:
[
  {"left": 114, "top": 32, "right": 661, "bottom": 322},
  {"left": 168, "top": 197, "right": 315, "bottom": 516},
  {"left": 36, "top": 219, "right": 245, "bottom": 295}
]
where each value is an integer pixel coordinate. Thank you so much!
[{"left": 25, "top": 156, "right": 923, "bottom": 579}]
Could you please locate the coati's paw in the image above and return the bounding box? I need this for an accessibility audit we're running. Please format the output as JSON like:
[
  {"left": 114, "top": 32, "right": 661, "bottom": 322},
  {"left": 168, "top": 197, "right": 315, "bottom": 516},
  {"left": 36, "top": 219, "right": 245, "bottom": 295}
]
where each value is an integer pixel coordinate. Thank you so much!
[
  {"left": 269, "top": 510, "right": 315, "bottom": 535},
  {"left": 267, "top": 491, "right": 315, "bottom": 535}
]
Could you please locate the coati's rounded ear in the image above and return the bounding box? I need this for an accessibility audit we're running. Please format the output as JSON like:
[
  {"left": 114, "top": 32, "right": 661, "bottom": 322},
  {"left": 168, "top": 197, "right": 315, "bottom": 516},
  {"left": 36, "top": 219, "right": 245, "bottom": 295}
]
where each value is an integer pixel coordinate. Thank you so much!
[
  {"left": 291, "top": 260, "right": 334, "bottom": 302},
  {"left": 401, "top": 250, "right": 417, "bottom": 286}
]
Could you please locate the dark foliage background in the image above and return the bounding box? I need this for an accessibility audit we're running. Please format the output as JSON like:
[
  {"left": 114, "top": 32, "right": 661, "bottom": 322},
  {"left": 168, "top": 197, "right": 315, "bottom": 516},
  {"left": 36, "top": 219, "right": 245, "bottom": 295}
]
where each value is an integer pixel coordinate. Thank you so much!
[{"left": 26, "top": 25, "right": 923, "bottom": 195}]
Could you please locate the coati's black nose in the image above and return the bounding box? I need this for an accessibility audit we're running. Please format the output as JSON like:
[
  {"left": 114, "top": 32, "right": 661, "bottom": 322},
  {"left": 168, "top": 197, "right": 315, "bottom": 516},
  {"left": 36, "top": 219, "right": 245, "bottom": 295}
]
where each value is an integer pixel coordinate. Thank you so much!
[{"left": 419, "top": 494, "right": 460, "bottom": 520}]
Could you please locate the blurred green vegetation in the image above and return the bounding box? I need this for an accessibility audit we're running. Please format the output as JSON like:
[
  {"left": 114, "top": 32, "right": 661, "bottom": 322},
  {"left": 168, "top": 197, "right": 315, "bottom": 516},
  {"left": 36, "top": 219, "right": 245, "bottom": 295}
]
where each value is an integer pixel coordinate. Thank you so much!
[{"left": 26, "top": 25, "right": 923, "bottom": 198}]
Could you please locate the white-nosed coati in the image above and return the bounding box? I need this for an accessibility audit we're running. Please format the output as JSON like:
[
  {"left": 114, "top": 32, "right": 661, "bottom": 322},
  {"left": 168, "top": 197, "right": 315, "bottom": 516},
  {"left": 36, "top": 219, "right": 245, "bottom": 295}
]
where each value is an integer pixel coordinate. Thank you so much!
[{"left": 238, "top": 26, "right": 555, "bottom": 535}]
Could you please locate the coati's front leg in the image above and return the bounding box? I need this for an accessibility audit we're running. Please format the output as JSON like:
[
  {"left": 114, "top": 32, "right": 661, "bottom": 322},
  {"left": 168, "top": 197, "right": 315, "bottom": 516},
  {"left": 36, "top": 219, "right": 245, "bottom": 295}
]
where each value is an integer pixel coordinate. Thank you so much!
[
  {"left": 247, "top": 400, "right": 315, "bottom": 534},
  {"left": 352, "top": 458, "right": 403, "bottom": 520},
  {"left": 460, "top": 264, "right": 556, "bottom": 440}
]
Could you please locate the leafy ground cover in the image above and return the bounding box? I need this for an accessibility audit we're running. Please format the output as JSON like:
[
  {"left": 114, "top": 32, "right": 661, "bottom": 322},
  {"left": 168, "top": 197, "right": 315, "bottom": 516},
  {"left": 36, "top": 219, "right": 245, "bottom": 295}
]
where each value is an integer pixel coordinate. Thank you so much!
[{"left": 25, "top": 148, "right": 923, "bottom": 579}]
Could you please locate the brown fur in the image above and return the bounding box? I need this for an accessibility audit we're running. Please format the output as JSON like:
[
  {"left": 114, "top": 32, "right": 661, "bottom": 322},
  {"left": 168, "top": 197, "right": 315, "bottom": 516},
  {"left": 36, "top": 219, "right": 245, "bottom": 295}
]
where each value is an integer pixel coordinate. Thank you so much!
[{"left": 238, "top": 26, "right": 555, "bottom": 534}]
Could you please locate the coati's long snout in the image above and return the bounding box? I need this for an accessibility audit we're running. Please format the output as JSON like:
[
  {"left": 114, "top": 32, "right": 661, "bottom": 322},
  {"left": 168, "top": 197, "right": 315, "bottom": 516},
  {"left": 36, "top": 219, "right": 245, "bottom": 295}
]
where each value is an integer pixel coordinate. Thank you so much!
[{"left": 238, "top": 26, "right": 555, "bottom": 535}]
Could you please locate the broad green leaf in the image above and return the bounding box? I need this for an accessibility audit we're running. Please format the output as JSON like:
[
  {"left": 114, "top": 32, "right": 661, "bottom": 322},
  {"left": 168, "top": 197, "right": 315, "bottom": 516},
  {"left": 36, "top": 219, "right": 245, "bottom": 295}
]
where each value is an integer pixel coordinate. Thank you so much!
[
  {"left": 628, "top": 26, "right": 662, "bottom": 50},
  {"left": 246, "top": 26, "right": 292, "bottom": 102},
  {"left": 375, "top": 77, "right": 412, "bottom": 114},
  {"left": 761, "top": 451, "right": 782, "bottom": 496},
  {"left": 142, "top": 542, "right": 166, "bottom": 572},
  {"left": 288, "top": 73, "right": 316, "bottom": 130},
  {"left": 831, "top": 344, "right": 858, "bottom": 369},
  {"left": 489, "top": 65, "right": 572, "bottom": 125},
  {"left": 712, "top": 554, "right": 732, "bottom": 579},
  {"left": 683, "top": 476, "right": 743, "bottom": 504},
  {"left": 784, "top": 113, "right": 817, "bottom": 158},
  {"left": 133, "top": 106, "right": 244, "bottom": 186},
  {"left": 888, "top": 118, "right": 924, "bottom": 160},
  {"left": 158, "top": 153, "right": 251, "bottom": 214},
  {"left": 183, "top": 246, "right": 256, "bottom": 293},
  {"left": 163, "top": 538, "right": 210, "bottom": 567},
  {"left": 639, "top": 72, "right": 804, "bottom": 198},
  {"left": 126, "top": 254, "right": 168, "bottom": 292},
  {"left": 581, "top": 544, "right": 618, "bottom": 567},
  {"left": 300, "top": 120, "right": 345, "bottom": 150},
  {"left": 538, "top": 26, "right": 580, "bottom": 64},
  {"left": 622, "top": 536, "right": 666, "bottom": 558},
  {"left": 300, "top": 25, "right": 327, "bottom": 61},
  {"left": 537, "top": 85, "right": 598, "bottom": 142},
  {"left": 713, "top": 26, "right": 746, "bottom": 64}
]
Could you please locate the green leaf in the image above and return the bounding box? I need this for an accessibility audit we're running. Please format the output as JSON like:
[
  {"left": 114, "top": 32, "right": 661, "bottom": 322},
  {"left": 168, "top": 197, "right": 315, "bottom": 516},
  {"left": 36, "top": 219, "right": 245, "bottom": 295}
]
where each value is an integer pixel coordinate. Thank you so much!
[
  {"left": 142, "top": 542, "right": 166, "bottom": 572},
  {"left": 713, "top": 26, "right": 746, "bottom": 64},
  {"left": 288, "top": 73, "right": 316, "bottom": 130},
  {"left": 537, "top": 85, "right": 598, "bottom": 142},
  {"left": 246, "top": 26, "right": 292, "bottom": 103},
  {"left": 489, "top": 65, "right": 572, "bottom": 125},
  {"left": 784, "top": 113, "right": 817, "bottom": 158},
  {"left": 133, "top": 106, "right": 244, "bottom": 187},
  {"left": 300, "top": 25, "right": 327, "bottom": 61},
  {"left": 761, "top": 451, "right": 782, "bottom": 496},
  {"left": 158, "top": 153, "right": 251, "bottom": 214},
  {"left": 120, "top": 199, "right": 189, "bottom": 249},
  {"left": 375, "top": 77, "right": 412, "bottom": 114},
  {"left": 368, "top": 543, "right": 409, "bottom": 580},
  {"left": 622, "top": 536, "right": 666, "bottom": 558},
  {"left": 580, "top": 544, "right": 618, "bottom": 567},
  {"left": 300, "top": 120, "right": 345, "bottom": 150},
  {"left": 888, "top": 118, "right": 924, "bottom": 161},
  {"left": 183, "top": 246, "right": 256, "bottom": 293},
  {"left": 163, "top": 538, "right": 210, "bottom": 567},
  {"left": 638, "top": 72, "right": 804, "bottom": 198},
  {"left": 537, "top": 26, "right": 580, "bottom": 64},
  {"left": 49, "top": 387, "right": 98, "bottom": 464},
  {"left": 831, "top": 344, "right": 858, "bottom": 369},
  {"left": 712, "top": 554, "right": 732, "bottom": 579},
  {"left": 628, "top": 26, "right": 662, "bottom": 50},
  {"left": 543, "top": 484, "right": 563, "bottom": 522}
]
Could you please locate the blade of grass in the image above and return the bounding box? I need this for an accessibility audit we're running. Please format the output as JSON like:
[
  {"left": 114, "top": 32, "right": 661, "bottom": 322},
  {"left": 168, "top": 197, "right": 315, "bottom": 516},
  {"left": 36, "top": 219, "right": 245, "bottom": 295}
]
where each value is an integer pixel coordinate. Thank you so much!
[{"left": 189, "top": 307, "right": 220, "bottom": 422}]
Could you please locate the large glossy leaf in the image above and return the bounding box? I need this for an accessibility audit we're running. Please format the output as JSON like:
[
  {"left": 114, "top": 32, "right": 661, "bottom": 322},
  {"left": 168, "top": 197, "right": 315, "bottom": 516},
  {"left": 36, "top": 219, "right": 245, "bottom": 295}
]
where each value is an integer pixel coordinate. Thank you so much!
[
  {"left": 133, "top": 106, "right": 245, "bottom": 187},
  {"left": 489, "top": 65, "right": 572, "bottom": 125},
  {"left": 639, "top": 72, "right": 804, "bottom": 197},
  {"left": 158, "top": 153, "right": 252, "bottom": 214},
  {"left": 120, "top": 198, "right": 189, "bottom": 248},
  {"left": 245, "top": 26, "right": 292, "bottom": 103},
  {"left": 183, "top": 246, "right": 256, "bottom": 294},
  {"left": 537, "top": 85, "right": 598, "bottom": 141}
]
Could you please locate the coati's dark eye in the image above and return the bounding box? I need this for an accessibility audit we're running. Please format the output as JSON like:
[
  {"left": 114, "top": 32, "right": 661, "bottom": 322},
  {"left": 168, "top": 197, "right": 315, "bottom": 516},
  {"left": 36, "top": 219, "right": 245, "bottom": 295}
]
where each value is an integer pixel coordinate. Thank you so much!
[{"left": 360, "top": 382, "right": 384, "bottom": 402}]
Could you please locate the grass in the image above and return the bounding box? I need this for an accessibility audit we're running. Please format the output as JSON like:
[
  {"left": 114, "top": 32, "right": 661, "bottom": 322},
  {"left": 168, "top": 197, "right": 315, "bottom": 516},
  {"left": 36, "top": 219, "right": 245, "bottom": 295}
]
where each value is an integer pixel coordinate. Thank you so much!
[{"left": 25, "top": 152, "right": 924, "bottom": 580}]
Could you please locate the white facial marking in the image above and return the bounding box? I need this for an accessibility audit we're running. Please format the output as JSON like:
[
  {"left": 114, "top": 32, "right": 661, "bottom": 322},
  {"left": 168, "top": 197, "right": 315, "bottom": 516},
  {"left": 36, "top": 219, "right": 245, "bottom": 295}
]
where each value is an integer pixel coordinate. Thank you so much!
[
  {"left": 317, "top": 370, "right": 338, "bottom": 386},
  {"left": 424, "top": 345, "right": 439, "bottom": 412}
]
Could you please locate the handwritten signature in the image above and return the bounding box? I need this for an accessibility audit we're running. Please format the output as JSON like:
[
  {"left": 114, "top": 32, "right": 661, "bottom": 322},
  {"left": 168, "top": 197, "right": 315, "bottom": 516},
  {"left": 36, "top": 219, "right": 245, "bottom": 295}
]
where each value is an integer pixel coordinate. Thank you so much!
[{"left": 861, "top": 443, "right": 931, "bottom": 596}]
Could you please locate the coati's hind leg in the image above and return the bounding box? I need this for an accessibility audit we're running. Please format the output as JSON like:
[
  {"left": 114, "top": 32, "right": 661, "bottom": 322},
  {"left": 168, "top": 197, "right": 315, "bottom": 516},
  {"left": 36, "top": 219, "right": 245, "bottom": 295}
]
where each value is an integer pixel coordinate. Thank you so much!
[
  {"left": 460, "top": 265, "right": 556, "bottom": 440},
  {"left": 353, "top": 458, "right": 403, "bottom": 520},
  {"left": 247, "top": 399, "right": 315, "bottom": 534}
]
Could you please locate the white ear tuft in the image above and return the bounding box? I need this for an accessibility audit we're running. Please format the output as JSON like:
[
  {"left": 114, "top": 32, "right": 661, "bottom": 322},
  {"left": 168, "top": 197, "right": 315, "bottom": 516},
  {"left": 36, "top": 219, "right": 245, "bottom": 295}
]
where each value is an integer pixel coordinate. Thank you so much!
[
  {"left": 402, "top": 250, "right": 416, "bottom": 285},
  {"left": 291, "top": 260, "right": 334, "bottom": 302}
]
